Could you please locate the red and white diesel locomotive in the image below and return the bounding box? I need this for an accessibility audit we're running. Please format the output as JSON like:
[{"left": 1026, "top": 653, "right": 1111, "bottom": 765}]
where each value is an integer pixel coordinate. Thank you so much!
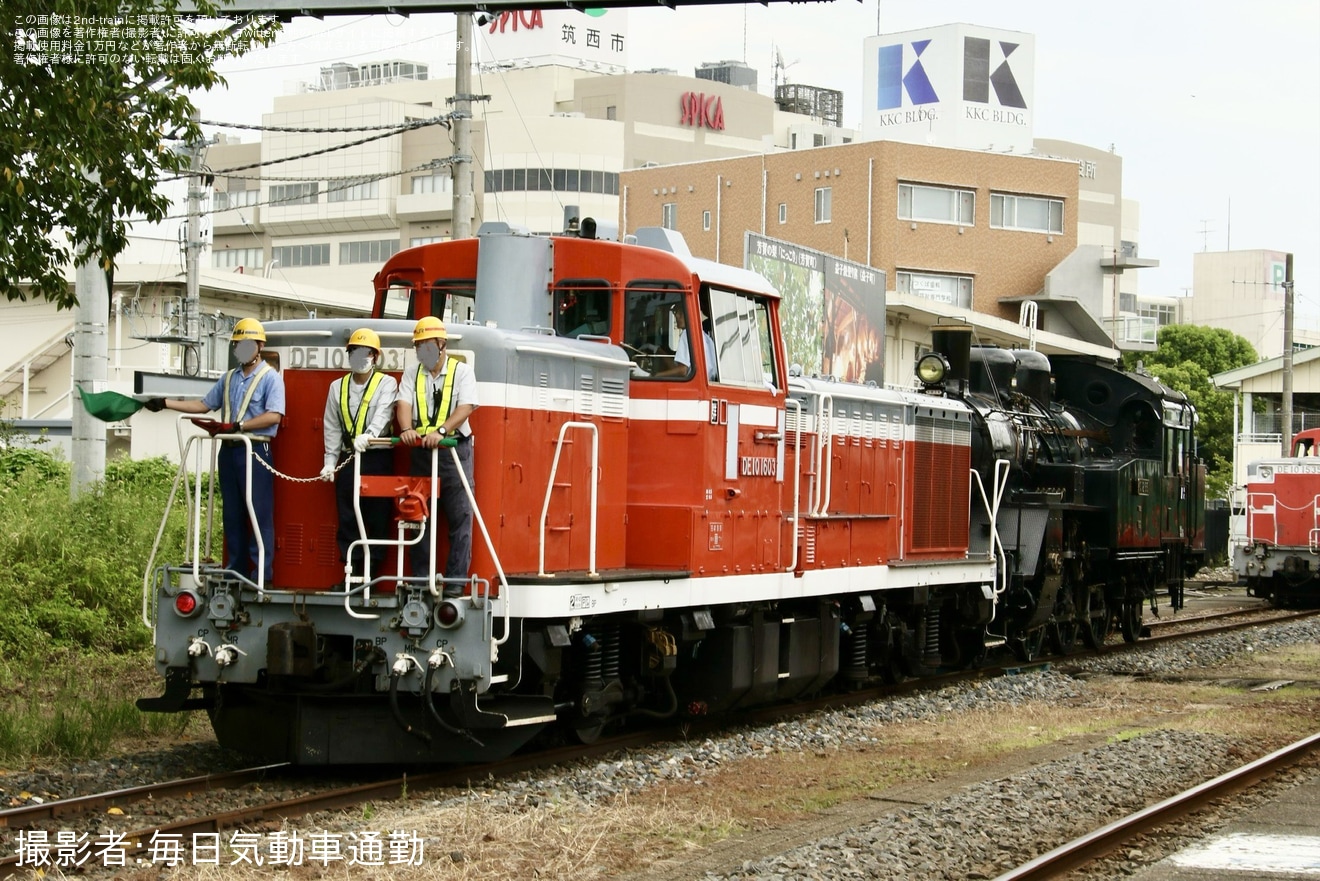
[
  {"left": 139, "top": 225, "right": 1203, "bottom": 763},
  {"left": 1236, "top": 428, "right": 1320, "bottom": 606}
]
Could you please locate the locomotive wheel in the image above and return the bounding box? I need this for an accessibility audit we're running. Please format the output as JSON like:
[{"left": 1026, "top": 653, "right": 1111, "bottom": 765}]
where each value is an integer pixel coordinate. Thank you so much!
[
  {"left": 1119, "top": 601, "right": 1144, "bottom": 644},
  {"left": 1081, "top": 591, "right": 1111, "bottom": 651},
  {"left": 1048, "top": 619, "right": 1080, "bottom": 655},
  {"left": 1010, "top": 626, "right": 1046, "bottom": 663},
  {"left": 572, "top": 717, "right": 608, "bottom": 744}
]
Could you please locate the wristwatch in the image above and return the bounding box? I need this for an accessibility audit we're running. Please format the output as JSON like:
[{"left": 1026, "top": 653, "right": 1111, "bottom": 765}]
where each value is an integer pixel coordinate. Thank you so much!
[
  {"left": 437, "top": 426, "right": 448, "bottom": 436},
  {"left": 237, "top": 421, "right": 244, "bottom": 433}
]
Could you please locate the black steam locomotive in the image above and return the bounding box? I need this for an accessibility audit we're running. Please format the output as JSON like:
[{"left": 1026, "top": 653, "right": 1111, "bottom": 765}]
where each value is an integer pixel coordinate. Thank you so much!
[{"left": 937, "top": 328, "right": 1206, "bottom": 662}]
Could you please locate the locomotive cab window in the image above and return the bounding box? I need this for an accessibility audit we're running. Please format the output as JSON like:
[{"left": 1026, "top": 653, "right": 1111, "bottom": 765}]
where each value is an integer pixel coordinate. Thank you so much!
[
  {"left": 554, "top": 281, "right": 612, "bottom": 339},
  {"left": 379, "top": 283, "right": 414, "bottom": 320},
  {"left": 707, "top": 285, "right": 778, "bottom": 391},
  {"left": 431, "top": 279, "right": 476, "bottom": 324},
  {"left": 623, "top": 282, "right": 689, "bottom": 380}
]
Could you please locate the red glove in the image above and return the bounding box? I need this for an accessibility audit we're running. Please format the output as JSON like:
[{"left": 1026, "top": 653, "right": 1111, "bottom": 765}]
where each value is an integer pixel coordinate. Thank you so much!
[{"left": 190, "top": 418, "right": 235, "bottom": 436}]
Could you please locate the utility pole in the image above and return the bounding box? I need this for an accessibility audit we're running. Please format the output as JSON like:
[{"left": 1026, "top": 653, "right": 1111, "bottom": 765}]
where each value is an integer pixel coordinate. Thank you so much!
[
  {"left": 184, "top": 117, "right": 206, "bottom": 355},
  {"left": 1281, "top": 252, "right": 1295, "bottom": 456},
  {"left": 452, "top": 13, "right": 475, "bottom": 239},
  {"left": 71, "top": 172, "right": 109, "bottom": 499}
]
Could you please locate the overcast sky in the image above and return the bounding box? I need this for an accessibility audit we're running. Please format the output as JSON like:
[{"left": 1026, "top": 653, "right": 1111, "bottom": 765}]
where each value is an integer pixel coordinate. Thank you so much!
[{"left": 188, "top": 0, "right": 1320, "bottom": 326}]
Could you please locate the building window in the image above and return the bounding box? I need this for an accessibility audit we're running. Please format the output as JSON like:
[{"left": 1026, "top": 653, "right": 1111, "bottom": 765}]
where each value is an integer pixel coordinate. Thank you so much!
[
  {"left": 271, "top": 244, "right": 330, "bottom": 267},
  {"left": 1120, "top": 293, "right": 1137, "bottom": 313},
  {"left": 896, "top": 271, "right": 973, "bottom": 309},
  {"left": 606, "top": 105, "right": 617, "bottom": 120},
  {"left": 409, "top": 236, "right": 446, "bottom": 247},
  {"left": 814, "top": 187, "right": 831, "bottom": 223},
  {"left": 269, "top": 182, "right": 319, "bottom": 206},
  {"left": 410, "top": 173, "right": 451, "bottom": 195},
  {"left": 483, "top": 167, "right": 617, "bottom": 195},
  {"left": 702, "top": 210, "right": 711, "bottom": 231},
  {"left": 327, "top": 178, "right": 380, "bottom": 203},
  {"left": 1141, "top": 303, "right": 1177, "bottom": 326},
  {"left": 790, "top": 133, "right": 798, "bottom": 150},
  {"left": 661, "top": 202, "right": 677, "bottom": 230},
  {"left": 213, "top": 189, "right": 259, "bottom": 210},
  {"left": 898, "top": 183, "right": 974, "bottom": 225},
  {"left": 212, "top": 247, "right": 263, "bottom": 269},
  {"left": 340, "top": 239, "right": 401, "bottom": 265},
  {"left": 991, "top": 193, "right": 1063, "bottom": 233},
  {"left": 778, "top": 203, "right": 787, "bottom": 224}
]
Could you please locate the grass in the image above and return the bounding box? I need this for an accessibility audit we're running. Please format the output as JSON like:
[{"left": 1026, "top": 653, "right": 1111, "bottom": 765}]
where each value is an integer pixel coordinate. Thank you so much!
[{"left": 0, "top": 650, "right": 199, "bottom": 763}]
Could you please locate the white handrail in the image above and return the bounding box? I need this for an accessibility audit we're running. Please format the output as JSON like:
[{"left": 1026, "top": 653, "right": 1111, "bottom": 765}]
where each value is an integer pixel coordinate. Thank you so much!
[
  {"left": 784, "top": 398, "right": 803, "bottom": 573},
  {"left": 537, "top": 421, "right": 600, "bottom": 577}
]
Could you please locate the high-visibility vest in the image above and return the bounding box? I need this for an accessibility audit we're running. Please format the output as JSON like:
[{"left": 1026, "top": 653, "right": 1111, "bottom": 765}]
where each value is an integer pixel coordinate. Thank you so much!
[
  {"left": 221, "top": 361, "right": 272, "bottom": 423},
  {"left": 338, "top": 371, "right": 386, "bottom": 444},
  {"left": 415, "top": 357, "right": 460, "bottom": 435}
]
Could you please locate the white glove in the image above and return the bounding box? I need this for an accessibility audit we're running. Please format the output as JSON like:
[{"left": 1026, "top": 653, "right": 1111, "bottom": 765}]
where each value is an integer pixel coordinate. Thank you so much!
[
  {"left": 353, "top": 434, "right": 373, "bottom": 453},
  {"left": 319, "top": 463, "right": 335, "bottom": 482}
]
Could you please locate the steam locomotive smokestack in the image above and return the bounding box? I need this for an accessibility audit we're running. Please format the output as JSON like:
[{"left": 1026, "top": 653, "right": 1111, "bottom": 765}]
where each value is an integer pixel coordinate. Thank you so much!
[{"left": 931, "top": 326, "right": 973, "bottom": 389}]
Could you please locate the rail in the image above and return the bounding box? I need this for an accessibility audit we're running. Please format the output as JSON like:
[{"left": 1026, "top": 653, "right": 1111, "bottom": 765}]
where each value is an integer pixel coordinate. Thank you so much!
[
  {"left": 994, "top": 731, "right": 1320, "bottom": 880},
  {"left": 537, "top": 421, "right": 600, "bottom": 578}
]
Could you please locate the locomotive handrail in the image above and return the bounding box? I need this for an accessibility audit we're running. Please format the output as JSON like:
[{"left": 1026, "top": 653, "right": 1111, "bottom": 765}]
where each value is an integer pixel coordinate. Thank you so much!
[
  {"left": 810, "top": 393, "right": 835, "bottom": 516},
  {"left": 514, "top": 342, "right": 626, "bottom": 369},
  {"left": 969, "top": 458, "right": 1012, "bottom": 611},
  {"left": 141, "top": 431, "right": 203, "bottom": 628},
  {"left": 442, "top": 442, "right": 511, "bottom": 647},
  {"left": 537, "top": 421, "right": 600, "bottom": 578},
  {"left": 1245, "top": 491, "right": 1279, "bottom": 546},
  {"left": 785, "top": 398, "right": 803, "bottom": 573}
]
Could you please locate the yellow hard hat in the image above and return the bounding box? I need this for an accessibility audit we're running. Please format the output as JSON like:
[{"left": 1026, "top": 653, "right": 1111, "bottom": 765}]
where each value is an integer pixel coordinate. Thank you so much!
[
  {"left": 231, "top": 317, "right": 266, "bottom": 342},
  {"left": 412, "top": 316, "right": 448, "bottom": 343},
  {"left": 347, "top": 328, "right": 381, "bottom": 353}
]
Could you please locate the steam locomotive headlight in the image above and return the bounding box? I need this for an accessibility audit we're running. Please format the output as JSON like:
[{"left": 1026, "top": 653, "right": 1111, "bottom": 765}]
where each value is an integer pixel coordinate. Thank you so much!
[
  {"left": 916, "top": 353, "right": 949, "bottom": 386},
  {"left": 435, "top": 599, "right": 466, "bottom": 629},
  {"left": 173, "top": 590, "right": 203, "bottom": 618}
]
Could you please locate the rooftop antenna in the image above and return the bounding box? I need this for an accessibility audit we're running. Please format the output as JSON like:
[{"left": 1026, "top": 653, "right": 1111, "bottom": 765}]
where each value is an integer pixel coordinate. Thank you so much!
[
  {"left": 1198, "top": 219, "right": 1214, "bottom": 252},
  {"left": 774, "top": 47, "right": 799, "bottom": 90}
]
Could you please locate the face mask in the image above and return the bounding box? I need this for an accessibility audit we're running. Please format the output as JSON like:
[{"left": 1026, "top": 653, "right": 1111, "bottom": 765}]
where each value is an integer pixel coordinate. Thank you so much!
[
  {"left": 234, "top": 340, "right": 258, "bottom": 365},
  {"left": 349, "top": 349, "right": 374, "bottom": 375},
  {"left": 416, "top": 340, "right": 442, "bottom": 371}
]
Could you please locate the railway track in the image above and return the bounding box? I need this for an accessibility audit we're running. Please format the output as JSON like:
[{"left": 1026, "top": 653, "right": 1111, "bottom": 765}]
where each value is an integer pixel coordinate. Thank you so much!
[
  {"left": 993, "top": 731, "right": 1320, "bottom": 880},
  {"left": 1, "top": 606, "right": 1310, "bottom": 878}
]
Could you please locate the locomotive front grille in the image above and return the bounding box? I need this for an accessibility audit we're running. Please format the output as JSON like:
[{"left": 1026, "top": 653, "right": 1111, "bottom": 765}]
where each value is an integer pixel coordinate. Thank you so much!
[{"left": 912, "top": 416, "right": 971, "bottom": 551}]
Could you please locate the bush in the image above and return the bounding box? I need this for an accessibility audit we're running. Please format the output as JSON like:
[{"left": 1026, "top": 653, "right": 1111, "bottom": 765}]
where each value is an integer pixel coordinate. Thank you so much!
[{"left": 0, "top": 450, "right": 190, "bottom": 658}]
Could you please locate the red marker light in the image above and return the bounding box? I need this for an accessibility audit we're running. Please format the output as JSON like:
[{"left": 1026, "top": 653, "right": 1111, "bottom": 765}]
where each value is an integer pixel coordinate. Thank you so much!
[
  {"left": 174, "top": 592, "right": 199, "bottom": 616},
  {"left": 436, "top": 601, "right": 462, "bottom": 628}
]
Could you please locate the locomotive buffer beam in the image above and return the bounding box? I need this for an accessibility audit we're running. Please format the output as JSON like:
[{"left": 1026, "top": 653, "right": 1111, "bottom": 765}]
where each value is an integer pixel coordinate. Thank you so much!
[{"left": 137, "top": 666, "right": 212, "bottom": 713}]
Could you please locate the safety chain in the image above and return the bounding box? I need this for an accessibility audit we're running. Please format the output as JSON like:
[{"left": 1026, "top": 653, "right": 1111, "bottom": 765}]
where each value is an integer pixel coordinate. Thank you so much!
[{"left": 251, "top": 449, "right": 355, "bottom": 484}]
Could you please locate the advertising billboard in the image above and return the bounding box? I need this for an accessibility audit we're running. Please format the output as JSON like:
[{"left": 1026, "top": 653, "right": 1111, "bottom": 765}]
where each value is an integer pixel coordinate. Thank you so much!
[
  {"left": 746, "top": 233, "right": 886, "bottom": 385},
  {"left": 861, "top": 23, "right": 1035, "bottom": 152}
]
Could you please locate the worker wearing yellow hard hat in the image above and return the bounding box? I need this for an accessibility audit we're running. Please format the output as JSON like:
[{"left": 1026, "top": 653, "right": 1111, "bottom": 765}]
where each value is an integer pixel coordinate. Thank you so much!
[
  {"left": 320, "top": 327, "right": 399, "bottom": 580},
  {"left": 396, "top": 315, "right": 477, "bottom": 594},
  {"left": 144, "top": 318, "right": 286, "bottom": 584}
]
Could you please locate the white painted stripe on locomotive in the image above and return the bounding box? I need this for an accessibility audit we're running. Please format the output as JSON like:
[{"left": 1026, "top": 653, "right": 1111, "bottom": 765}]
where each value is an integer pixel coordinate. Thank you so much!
[
  {"left": 505, "top": 556, "right": 996, "bottom": 619},
  {"left": 470, "top": 381, "right": 973, "bottom": 447}
]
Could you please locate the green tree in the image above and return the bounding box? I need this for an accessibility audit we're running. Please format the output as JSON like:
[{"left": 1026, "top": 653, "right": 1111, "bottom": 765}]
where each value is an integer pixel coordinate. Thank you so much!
[
  {"left": 1, "top": 2, "right": 278, "bottom": 308},
  {"left": 1123, "top": 324, "right": 1258, "bottom": 496}
]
